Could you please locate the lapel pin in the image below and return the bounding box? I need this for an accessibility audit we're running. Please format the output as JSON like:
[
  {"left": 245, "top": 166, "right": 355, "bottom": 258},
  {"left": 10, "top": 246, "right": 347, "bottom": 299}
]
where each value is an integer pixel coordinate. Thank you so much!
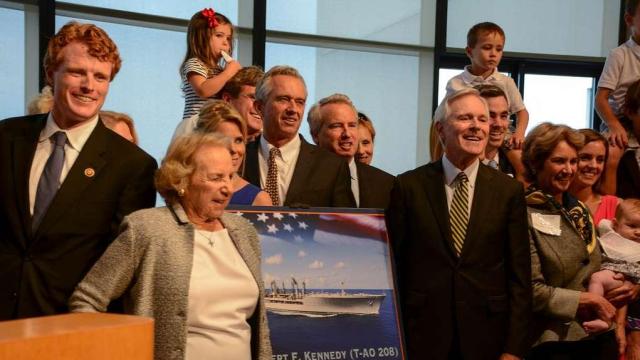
[{"left": 84, "top": 167, "right": 95, "bottom": 178}]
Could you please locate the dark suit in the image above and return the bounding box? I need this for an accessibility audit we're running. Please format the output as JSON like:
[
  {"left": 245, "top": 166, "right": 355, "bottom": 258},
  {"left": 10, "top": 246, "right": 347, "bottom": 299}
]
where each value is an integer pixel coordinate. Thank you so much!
[
  {"left": 0, "top": 114, "right": 157, "bottom": 319},
  {"left": 355, "top": 161, "right": 394, "bottom": 209},
  {"left": 387, "top": 160, "right": 532, "bottom": 360},
  {"left": 617, "top": 149, "right": 640, "bottom": 199},
  {"left": 244, "top": 135, "right": 355, "bottom": 208},
  {"left": 497, "top": 148, "right": 515, "bottom": 177}
]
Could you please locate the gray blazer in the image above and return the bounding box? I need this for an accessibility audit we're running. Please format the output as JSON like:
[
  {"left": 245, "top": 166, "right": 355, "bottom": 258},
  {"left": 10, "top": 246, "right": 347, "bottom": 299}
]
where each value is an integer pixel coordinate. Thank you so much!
[
  {"left": 69, "top": 205, "right": 272, "bottom": 360},
  {"left": 528, "top": 204, "right": 602, "bottom": 346}
]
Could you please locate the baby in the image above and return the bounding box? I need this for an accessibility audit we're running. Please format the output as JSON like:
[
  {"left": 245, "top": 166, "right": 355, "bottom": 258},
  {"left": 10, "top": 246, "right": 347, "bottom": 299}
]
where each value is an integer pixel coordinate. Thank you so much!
[{"left": 584, "top": 198, "right": 640, "bottom": 333}]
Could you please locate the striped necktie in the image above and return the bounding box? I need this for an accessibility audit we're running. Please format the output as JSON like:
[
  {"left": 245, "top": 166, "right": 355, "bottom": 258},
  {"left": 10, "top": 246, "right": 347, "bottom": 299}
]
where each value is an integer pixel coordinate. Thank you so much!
[
  {"left": 266, "top": 147, "right": 281, "bottom": 206},
  {"left": 450, "top": 172, "right": 469, "bottom": 256}
]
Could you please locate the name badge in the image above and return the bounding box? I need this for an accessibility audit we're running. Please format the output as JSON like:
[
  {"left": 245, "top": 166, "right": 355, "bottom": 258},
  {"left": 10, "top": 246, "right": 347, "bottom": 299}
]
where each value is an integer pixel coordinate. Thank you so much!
[{"left": 531, "top": 213, "right": 562, "bottom": 236}]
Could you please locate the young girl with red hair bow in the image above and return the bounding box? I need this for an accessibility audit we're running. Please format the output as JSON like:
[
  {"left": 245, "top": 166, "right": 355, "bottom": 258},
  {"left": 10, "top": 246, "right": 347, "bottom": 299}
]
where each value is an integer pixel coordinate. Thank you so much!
[{"left": 180, "top": 8, "right": 241, "bottom": 121}]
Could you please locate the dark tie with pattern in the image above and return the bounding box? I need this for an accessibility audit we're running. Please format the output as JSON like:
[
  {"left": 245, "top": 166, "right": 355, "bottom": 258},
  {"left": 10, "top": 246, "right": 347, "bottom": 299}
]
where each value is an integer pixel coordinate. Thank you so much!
[
  {"left": 32, "top": 131, "right": 67, "bottom": 231},
  {"left": 449, "top": 172, "right": 469, "bottom": 256},
  {"left": 266, "top": 147, "right": 281, "bottom": 206}
]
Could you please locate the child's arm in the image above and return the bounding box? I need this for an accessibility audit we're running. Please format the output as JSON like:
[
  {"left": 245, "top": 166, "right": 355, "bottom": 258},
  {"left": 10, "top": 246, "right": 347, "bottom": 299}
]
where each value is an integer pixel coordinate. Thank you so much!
[
  {"left": 618, "top": 305, "right": 629, "bottom": 356},
  {"left": 599, "top": 143, "right": 624, "bottom": 195},
  {"left": 187, "top": 60, "right": 242, "bottom": 99},
  {"left": 510, "top": 108, "right": 529, "bottom": 150},
  {"left": 596, "top": 87, "right": 628, "bottom": 149}
]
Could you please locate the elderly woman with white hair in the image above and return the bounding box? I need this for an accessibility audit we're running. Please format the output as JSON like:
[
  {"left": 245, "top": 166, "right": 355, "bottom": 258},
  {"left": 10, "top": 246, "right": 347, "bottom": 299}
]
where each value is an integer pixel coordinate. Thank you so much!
[{"left": 69, "top": 131, "right": 271, "bottom": 360}]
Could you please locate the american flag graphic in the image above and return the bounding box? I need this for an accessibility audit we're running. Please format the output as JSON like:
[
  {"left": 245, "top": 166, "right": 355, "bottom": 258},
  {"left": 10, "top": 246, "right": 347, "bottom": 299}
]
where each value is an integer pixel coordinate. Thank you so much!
[{"left": 227, "top": 209, "right": 389, "bottom": 245}]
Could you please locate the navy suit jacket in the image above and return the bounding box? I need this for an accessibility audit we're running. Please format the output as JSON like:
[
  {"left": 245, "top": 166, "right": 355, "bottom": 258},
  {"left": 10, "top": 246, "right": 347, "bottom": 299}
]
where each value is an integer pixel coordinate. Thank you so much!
[
  {"left": 387, "top": 160, "right": 532, "bottom": 359},
  {"left": 0, "top": 114, "right": 157, "bottom": 319},
  {"left": 355, "top": 161, "right": 394, "bottom": 209}
]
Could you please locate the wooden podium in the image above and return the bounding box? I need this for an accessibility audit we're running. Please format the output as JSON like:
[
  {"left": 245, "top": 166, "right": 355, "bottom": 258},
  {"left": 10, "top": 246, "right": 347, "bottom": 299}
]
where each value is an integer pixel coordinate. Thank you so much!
[{"left": 0, "top": 313, "right": 154, "bottom": 359}]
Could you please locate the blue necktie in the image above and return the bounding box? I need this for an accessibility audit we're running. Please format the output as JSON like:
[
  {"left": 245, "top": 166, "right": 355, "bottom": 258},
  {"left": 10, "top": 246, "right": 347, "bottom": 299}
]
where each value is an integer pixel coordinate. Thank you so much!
[{"left": 32, "top": 131, "right": 67, "bottom": 231}]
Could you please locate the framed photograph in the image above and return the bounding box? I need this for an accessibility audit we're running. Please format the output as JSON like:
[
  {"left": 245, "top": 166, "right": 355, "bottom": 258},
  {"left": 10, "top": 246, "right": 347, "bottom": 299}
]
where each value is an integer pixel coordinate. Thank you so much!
[{"left": 229, "top": 207, "right": 406, "bottom": 360}]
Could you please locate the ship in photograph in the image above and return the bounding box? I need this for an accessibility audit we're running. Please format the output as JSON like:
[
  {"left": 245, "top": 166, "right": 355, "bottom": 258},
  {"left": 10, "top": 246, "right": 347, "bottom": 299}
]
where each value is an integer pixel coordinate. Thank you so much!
[{"left": 265, "top": 278, "right": 386, "bottom": 316}]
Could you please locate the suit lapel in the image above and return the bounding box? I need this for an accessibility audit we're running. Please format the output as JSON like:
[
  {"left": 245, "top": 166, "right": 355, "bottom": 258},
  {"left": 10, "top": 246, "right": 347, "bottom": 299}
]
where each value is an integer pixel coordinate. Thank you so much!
[
  {"left": 12, "top": 115, "right": 46, "bottom": 245},
  {"left": 285, "top": 136, "right": 314, "bottom": 205},
  {"left": 33, "top": 121, "right": 109, "bottom": 239},
  {"left": 424, "top": 161, "right": 457, "bottom": 261},
  {"left": 461, "top": 165, "right": 495, "bottom": 257},
  {"left": 244, "top": 137, "right": 261, "bottom": 187}
]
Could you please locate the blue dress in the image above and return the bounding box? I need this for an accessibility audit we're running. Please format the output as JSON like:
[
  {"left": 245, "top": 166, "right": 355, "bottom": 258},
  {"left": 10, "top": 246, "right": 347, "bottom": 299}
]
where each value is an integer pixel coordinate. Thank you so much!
[{"left": 230, "top": 183, "right": 262, "bottom": 205}]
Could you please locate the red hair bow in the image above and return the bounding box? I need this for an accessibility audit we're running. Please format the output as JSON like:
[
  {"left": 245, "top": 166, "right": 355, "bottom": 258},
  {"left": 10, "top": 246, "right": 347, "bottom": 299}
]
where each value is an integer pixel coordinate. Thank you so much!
[{"left": 201, "top": 8, "right": 219, "bottom": 28}]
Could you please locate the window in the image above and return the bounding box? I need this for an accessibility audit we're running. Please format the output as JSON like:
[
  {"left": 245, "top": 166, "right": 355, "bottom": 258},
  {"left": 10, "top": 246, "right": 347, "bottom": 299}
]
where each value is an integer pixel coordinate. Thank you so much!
[
  {"left": 267, "top": 0, "right": 436, "bottom": 46},
  {"left": 58, "top": 0, "right": 239, "bottom": 23},
  {"left": 523, "top": 74, "right": 594, "bottom": 132},
  {"left": 446, "top": 0, "right": 620, "bottom": 57},
  {"left": 266, "top": 42, "right": 421, "bottom": 175},
  {"left": 437, "top": 68, "right": 464, "bottom": 104},
  {"left": 0, "top": 7, "right": 26, "bottom": 119}
]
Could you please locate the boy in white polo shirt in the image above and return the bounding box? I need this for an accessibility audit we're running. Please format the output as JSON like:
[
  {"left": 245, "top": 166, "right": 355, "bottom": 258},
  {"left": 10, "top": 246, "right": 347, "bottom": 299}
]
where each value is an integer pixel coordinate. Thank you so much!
[
  {"left": 595, "top": 0, "right": 640, "bottom": 151},
  {"left": 446, "top": 22, "right": 529, "bottom": 150}
]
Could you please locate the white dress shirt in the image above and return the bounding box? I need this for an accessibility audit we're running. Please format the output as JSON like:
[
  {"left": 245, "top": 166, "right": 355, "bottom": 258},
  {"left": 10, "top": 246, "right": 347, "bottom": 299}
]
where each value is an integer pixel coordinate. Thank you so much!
[
  {"left": 482, "top": 152, "right": 500, "bottom": 168},
  {"left": 348, "top": 158, "right": 360, "bottom": 207},
  {"left": 258, "top": 135, "right": 301, "bottom": 206},
  {"left": 442, "top": 155, "right": 479, "bottom": 217},
  {"left": 185, "top": 228, "right": 258, "bottom": 360},
  {"left": 28, "top": 113, "right": 99, "bottom": 215}
]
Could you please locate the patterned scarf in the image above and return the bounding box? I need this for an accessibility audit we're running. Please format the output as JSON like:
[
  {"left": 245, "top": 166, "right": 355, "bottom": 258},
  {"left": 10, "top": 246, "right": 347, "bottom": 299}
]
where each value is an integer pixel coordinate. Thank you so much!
[{"left": 525, "top": 185, "right": 597, "bottom": 254}]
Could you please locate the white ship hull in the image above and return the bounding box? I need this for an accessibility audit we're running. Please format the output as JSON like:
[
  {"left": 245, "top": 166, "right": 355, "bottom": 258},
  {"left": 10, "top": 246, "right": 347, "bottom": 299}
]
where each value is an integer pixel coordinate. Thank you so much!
[{"left": 265, "top": 293, "right": 385, "bottom": 315}]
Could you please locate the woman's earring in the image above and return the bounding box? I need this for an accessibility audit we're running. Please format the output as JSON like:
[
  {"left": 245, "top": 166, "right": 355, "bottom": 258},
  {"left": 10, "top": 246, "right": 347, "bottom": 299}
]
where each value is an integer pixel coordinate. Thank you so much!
[{"left": 178, "top": 188, "right": 185, "bottom": 197}]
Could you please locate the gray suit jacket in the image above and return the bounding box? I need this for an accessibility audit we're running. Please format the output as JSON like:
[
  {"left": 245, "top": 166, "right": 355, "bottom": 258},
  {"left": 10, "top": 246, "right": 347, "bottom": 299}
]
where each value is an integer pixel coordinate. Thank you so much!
[
  {"left": 528, "top": 204, "right": 602, "bottom": 346},
  {"left": 69, "top": 205, "right": 272, "bottom": 360}
]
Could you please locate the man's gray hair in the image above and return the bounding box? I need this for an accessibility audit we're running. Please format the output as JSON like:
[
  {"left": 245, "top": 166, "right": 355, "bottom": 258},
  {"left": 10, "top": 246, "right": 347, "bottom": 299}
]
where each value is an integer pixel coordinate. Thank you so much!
[
  {"left": 433, "top": 88, "right": 487, "bottom": 124},
  {"left": 307, "top": 93, "right": 357, "bottom": 139},
  {"left": 255, "top": 65, "right": 307, "bottom": 102}
]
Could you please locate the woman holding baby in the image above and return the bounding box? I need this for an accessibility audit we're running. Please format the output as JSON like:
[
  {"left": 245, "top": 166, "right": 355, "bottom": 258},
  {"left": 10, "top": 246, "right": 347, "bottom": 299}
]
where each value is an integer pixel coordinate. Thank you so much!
[{"left": 523, "top": 123, "right": 638, "bottom": 359}]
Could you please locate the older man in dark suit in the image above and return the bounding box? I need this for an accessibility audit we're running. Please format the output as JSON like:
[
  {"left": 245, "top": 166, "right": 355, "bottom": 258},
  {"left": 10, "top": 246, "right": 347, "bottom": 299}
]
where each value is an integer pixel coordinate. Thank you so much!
[
  {"left": 387, "top": 88, "right": 532, "bottom": 360},
  {"left": 243, "top": 66, "right": 354, "bottom": 208},
  {"left": 0, "top": 21, "right": 157, "bottom": 320},
  {"left": 306, "top": 93, "right": 394, "bottom": 209}
]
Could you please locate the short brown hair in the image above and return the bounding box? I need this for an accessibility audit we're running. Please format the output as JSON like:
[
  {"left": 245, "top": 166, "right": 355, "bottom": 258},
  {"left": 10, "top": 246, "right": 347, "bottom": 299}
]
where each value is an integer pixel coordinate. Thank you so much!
[
  {"left": 100, "top": 110, "right": 138, "bottom": 145},
  {"left": 221, "top": 66, "right": 264, "bottom": 99},
  {"left": 616, "top": 198, "right": 640, "bottom": 220},
  {"left": 522, "top": 123, "right": 584, "bottom": 182},
  {"left": 255, "top": 65, "right": 306, "bottom": 102},
  {"left": 196, "top": 99, "right": 247, "bottom": 139},
  {"left": 467, "top": 22, "right": 505, "bottom": 48},
  {"left": 155, "top": 132, "right": 231, "bottom": 205},
  {"left": 44, "top": 21, "right": 121, "bottom": 86},
  {"left": 475, "top": 84, "right": 508, "bottom": 103},
  {"left": 357, "top": 112, "right": 376, "bottom": 141}
]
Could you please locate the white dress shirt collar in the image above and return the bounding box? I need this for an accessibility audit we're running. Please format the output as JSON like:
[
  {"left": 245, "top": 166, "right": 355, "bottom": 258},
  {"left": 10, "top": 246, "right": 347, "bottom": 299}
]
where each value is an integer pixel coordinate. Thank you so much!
[
  {"left": 626, "top": 37, "right": 640, "bottom": 60},
  {"left": 461, "top": 65, "right": 499, "bottom": 84},
  {"left": 442, "top": 154, "right": 480, "bottom": 187},
  {"left": 41, "top": 112, "right": 100, "bottom": 152},
  {"left": 348, "top": 158, "right": 359, "bottom": 207},
  {"left": 259, "top": 134, "right": 301, "bottom": 165}
]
